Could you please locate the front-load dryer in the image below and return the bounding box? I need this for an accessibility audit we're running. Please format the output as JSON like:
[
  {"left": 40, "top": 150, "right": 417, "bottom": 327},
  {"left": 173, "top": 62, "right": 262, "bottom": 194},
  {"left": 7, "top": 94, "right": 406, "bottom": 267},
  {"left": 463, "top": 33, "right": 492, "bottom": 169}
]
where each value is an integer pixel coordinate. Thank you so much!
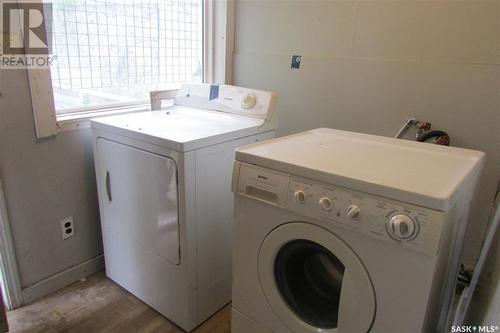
[
  {"left": 231, "top": 128, "right": 484, "bottom": 333},
  {"left": 91, "top": 83, "right": 277, "bottom": 332}
]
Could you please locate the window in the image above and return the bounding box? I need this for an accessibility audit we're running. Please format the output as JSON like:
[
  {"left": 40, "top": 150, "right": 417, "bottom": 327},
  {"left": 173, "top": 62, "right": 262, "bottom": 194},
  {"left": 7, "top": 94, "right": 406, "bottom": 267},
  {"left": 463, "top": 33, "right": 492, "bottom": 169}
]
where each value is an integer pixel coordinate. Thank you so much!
[
  {"left": 46, "top": 0, "right": 203, "bottom": 114},
  {"left": 28, "top": 0, "right": 232, "bottom": 138}
]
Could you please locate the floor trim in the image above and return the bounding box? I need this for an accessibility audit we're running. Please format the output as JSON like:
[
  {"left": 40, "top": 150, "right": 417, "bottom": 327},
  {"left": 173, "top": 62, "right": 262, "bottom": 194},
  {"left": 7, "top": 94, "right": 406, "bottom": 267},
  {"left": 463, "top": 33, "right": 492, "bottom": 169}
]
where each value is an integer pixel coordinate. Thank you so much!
[{"left": 22, "top": 255, "right": 104, "bottom": 305}]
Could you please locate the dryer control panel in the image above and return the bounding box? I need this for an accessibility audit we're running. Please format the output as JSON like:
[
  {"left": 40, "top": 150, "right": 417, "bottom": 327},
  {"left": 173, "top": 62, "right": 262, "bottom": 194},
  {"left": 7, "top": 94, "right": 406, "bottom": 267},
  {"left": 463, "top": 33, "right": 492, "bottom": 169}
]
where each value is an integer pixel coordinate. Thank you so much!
[
  {"left": 233, "top": 162, "right": 446, "bottom": 257},
  {"left": 175, "top": 83, "right": 277, "bottom": 121}
]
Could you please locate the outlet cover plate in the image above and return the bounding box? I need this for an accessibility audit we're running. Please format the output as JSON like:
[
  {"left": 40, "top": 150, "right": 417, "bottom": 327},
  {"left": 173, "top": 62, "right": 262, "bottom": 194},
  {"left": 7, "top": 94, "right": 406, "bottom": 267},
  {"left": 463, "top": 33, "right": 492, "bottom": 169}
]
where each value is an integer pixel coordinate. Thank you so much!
[{"left": 60, "top": 216, "right": 74, "bottom": 240}]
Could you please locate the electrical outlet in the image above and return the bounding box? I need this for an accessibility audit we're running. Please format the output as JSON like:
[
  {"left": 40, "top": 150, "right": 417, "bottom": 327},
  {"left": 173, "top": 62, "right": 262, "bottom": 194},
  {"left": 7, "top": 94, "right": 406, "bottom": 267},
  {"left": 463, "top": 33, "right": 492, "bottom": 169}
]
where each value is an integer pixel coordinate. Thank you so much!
[
  {"left": 60, "top": 216, "right": 75, "bottom": 240},
  {"left": 291, "top": 55, "right": 302, "bottom": 69}
]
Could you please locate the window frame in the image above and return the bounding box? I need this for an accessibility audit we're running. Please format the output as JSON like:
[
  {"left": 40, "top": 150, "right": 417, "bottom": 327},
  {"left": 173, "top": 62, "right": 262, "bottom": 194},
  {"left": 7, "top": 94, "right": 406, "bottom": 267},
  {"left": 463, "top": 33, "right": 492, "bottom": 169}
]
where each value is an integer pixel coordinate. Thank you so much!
[{"left": 28, "top": 0, "right": 234, "bottom": 137}]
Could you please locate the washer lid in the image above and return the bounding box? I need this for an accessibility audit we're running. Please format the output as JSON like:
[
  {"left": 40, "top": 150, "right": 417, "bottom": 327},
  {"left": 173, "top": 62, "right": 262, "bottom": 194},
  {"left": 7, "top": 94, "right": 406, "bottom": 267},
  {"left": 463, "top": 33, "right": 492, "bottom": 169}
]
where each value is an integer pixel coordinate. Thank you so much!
[
  {"left": 91, "top": 106, "right": 266, "bottom": 152},
  {"left": 259, "top": 222, "right": 375, "bottom": 333},
  {"left": 236, "top": 128, "right": 485, "bottom": 211}
]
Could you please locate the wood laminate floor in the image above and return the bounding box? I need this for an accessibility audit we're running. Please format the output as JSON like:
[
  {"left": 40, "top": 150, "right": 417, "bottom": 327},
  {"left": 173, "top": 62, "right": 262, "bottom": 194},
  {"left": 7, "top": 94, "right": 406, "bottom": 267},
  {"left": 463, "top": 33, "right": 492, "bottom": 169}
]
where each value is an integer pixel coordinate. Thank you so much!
[{"left": 6, "top": 272, "right": 230, "bottom": 333}]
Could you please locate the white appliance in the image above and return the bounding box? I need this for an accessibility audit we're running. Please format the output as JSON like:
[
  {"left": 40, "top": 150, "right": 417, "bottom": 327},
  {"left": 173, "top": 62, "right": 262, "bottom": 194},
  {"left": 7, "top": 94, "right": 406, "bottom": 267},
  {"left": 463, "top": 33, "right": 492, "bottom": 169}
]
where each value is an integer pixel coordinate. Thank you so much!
[
  {"left": 91, "top": 83, "right": 277, "bottom": 332},
  {"left": 231, "top": 128, "right": 484, "bottom": 333}
]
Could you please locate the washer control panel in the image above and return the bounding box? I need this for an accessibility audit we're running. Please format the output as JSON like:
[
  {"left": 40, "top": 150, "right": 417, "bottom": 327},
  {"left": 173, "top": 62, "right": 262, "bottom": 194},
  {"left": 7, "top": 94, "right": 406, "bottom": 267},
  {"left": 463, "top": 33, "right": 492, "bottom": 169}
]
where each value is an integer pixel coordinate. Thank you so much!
[
  {"left": 286, "top": 177, "right": 444, "bottom": 256},
  {"left": 233, "top": 162, "right": 445, "bottom": 257}
]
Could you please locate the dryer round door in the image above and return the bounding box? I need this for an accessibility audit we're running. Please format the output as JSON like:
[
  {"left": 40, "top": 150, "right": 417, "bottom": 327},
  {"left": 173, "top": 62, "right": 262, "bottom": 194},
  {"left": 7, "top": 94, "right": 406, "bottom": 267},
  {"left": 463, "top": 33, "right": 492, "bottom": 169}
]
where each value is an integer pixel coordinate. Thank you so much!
[{"left": 258, "top": 222, "right": 376, "bottom": 332}]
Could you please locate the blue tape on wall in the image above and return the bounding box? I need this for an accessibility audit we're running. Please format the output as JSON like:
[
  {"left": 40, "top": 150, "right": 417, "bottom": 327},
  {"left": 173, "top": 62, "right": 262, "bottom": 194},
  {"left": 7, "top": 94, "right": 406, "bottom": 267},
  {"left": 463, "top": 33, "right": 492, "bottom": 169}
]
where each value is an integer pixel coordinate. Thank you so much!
[{"left": 209, "top": 85, "right": 220, "bottom": 100}]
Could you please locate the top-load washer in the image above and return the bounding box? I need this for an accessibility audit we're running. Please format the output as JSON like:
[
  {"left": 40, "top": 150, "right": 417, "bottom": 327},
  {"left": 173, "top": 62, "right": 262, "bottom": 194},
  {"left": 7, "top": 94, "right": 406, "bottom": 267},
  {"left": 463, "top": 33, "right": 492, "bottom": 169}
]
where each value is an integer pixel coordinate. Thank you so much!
[
  {"left": 231, "top": 128, "right": 484, "bottom": 333},
  {"left": 91, "top": 83, "right": 277, "bottom": 332}
]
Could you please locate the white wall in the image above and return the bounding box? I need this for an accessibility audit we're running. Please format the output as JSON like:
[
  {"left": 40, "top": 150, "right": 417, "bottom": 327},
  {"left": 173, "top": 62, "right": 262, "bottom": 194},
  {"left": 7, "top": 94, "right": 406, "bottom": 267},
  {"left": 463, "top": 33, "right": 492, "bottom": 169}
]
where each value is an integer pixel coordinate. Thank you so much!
[
  {"left": 233, "top": 0, "right": 500, "bottom": 264},
  {"left": 0, "top": 68, "right": 103, "bottom": 293}
]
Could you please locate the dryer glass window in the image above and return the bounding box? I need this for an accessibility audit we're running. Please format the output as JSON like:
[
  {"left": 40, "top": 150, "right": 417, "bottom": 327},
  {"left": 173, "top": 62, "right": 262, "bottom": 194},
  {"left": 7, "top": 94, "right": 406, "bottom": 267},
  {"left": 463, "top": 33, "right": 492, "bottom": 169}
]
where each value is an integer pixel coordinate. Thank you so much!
[{"left": 274, "top": 239, "right": 344, "bottom": 329}]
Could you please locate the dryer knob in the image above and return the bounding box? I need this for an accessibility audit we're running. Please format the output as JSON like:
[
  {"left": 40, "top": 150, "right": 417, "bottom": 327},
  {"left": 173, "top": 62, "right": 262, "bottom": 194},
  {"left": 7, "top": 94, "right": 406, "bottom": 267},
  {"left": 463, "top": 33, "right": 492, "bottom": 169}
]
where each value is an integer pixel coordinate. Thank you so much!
[
  {"left": 242, "top": 94, "right": 257, "bottom": 109},
  {"left": 387, "top": 214, "right": 417, "bottom": 240},
  {"left": 346, "top": 205, "right": 361, "bottom": 220}
]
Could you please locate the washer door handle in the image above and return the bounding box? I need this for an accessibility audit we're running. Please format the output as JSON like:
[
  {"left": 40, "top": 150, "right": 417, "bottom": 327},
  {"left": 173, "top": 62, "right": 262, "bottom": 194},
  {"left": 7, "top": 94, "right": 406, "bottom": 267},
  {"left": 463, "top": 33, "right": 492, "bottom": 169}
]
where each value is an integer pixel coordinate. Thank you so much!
[{"left": 105, "top": 170, "right": 112, "bottom": 203}]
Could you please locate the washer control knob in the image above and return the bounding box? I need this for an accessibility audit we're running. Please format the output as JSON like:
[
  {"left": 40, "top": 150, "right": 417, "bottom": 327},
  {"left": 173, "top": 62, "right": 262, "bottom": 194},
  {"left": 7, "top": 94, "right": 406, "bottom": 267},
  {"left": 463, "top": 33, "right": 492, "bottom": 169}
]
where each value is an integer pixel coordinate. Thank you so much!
[
  {"left": 319, "top": 197, "right": 333, "bottom": 211},
  {"left": 242, "top": 94, "right": 257, "bottom": 109},
  {"left": 387, "top": 214, "right": 417, "bottom": 240},
  {"left": 294, "top": 190, "right": 307, "bottom": 204},
  {"left": 346, "top": 205, "right": 361, "bottom": 220}
]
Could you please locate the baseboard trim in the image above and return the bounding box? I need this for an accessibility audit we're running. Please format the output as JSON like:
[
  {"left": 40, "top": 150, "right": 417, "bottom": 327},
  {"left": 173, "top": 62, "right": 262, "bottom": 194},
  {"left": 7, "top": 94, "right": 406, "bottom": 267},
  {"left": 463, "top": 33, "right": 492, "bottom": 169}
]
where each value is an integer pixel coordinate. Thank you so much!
[{"left": 22, "top": 255, "right": 104, "bottom": 305}]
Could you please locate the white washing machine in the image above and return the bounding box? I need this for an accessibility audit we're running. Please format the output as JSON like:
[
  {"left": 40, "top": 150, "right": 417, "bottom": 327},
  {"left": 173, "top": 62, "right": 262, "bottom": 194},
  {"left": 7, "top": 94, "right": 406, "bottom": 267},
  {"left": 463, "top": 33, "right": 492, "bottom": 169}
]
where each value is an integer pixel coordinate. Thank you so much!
[
  {"left": 231, "top": 128, "right": 484, "bottom": 333},
  {"left": 91, "top": 83, "right": 277, "bottom": 332}
]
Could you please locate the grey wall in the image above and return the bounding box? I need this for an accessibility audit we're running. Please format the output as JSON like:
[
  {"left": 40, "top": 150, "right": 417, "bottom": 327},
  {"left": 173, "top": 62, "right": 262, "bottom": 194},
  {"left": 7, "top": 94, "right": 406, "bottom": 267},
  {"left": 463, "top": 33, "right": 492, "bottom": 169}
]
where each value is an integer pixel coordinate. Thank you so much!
[
  {"left": 0, "top": 69, "right": 102, "bottom": 288},
  {"left": 233, "top": 0, "right": 500, "bottom": 264}
]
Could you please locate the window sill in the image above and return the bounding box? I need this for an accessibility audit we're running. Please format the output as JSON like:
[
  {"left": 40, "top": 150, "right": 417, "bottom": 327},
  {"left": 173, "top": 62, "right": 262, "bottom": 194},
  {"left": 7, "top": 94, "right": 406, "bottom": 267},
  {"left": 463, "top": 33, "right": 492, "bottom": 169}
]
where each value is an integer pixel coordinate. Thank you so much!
[{"left": 56, "top": 104, "right": 151, "bottom": 133}]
